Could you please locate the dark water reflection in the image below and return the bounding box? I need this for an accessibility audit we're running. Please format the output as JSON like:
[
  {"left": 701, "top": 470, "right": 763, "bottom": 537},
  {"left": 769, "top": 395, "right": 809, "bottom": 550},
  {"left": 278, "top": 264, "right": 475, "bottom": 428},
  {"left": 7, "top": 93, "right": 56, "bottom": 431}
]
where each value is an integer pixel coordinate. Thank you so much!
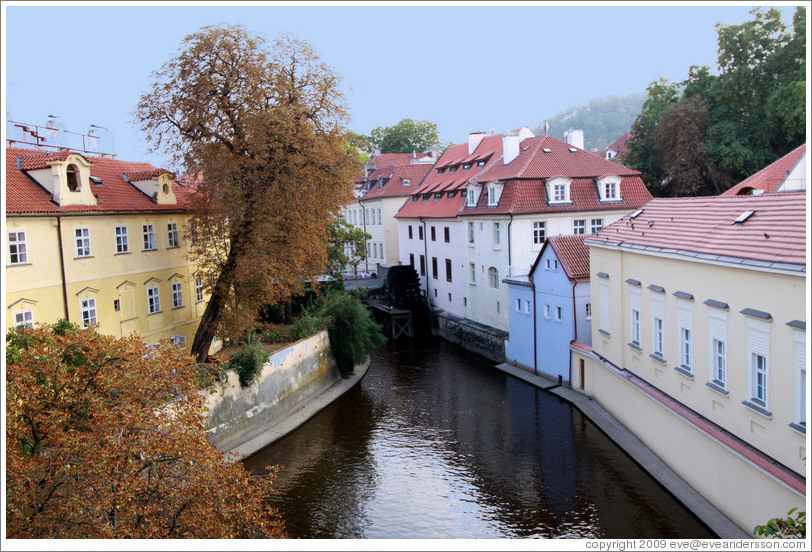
[{"left": 245, "top": 339, "right": 714, "bottom": 539}]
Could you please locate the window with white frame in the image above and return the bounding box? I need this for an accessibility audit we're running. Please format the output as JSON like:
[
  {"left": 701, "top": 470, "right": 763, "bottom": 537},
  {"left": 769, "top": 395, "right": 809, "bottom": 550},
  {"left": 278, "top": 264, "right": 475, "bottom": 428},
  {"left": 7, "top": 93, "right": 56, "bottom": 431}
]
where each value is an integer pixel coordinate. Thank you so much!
[
  {"left": 604, "top": 181, "right": 618, "bottom": 200},
  {"left": 555, "top": 306, "right": 562, "bottom": 322},
  {"left": 795, "top": 330, "right": 806, "bottom": 427},
  {"left": 408, "top": 225, "right": 413, "bottom": 239},
  {"left": 467, "top": 187, "right": 477, "bottom": 207},
  {"left": 553, "top": 184, "right": 567, "bottom": 202},
  {"left": 533, "top": 222, "right": 546, "bottom": 245},
  {"left": 516, "top": 299, "right": 522, "bottom": 312},
  {"left": 147, "top": 286, "right": 161, "bottom": 314},
  {"left": 115, "top": 226, "right": 129, "bottom": 254},
  {"left": 195, "top": 278, "right": 204, "bottom": 302},
  {"left": 74, "top": 228, "right": 91, "bottom": 257},
  {"left": 678, "top": 301, "right": 693, "bottom": 371},
  {"left": 544, "top": 304, "right": 551, "bottom": 319},
  {"left": 599, "top": 277, "right": 610, "bottom": 333},
  {"left": 167, "top": 222, "right": 179, "bottom": 248},
  {"left": 171, "top": 335, "right": 187, "bottom": 348},
  {"left": 573, "top": 220, "right": 585, "bottom": 235},
  {"left": 746, "top": 317, "right": 771, "bottom": 408},
  {"left": 142, "top": 224, "right": 156, "bottom": 250},
  {"left": 585, "top": 302, "right": 592, "bottom": 320},
  {"left": 171, "top": 282, "right": 183, "bottom": 308},
  {"left": 468, "top": 222, "right": 475, "bottom": 244},
  {"left": 487, "top": 186, "right": 497, "bottom": 206},
  {"left": 523, "top": 300, "right": 530, "bottom": 314},
  {"left": 469, "top": 262, "right": 476, "bottom": 284},
  {"left": 14, "top": 310, "right": 34, "bottom": 329},
  {"left": 651, "top": 293, "right": 665, "bottom": 357},
  {"left": 494, "top": 223, "right": 501, "bottom": 246},
  {"left": 8, "top": 231, "right": 29, "bottom": 265},
  {"left": 708, "top": 309, "right": 728, "bottom": 388},
  {"left": 488, "top": 267, "right": 499, "bottom": 289},
  {"left": 590, "top": 219, "right": 604, "bottom": 233},
  {"left": 80, "top": 297, "right": 97, "bottom": 327},
  {"left": 597, "top": 176, "right": 621, "bottom": 201},
  {"left": 628, "top": 285, "right": 641, "bottom": 346}
]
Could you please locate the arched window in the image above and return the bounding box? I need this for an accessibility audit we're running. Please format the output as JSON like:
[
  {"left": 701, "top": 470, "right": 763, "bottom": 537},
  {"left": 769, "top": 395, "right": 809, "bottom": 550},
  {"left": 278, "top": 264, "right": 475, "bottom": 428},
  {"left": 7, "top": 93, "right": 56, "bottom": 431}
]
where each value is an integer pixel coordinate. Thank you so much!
[
  {"left": 488, "top": 267, "right": 499, "bottom": 289},
  {"left": 66, "top": 164, "right": 80, "bottom": 192}
]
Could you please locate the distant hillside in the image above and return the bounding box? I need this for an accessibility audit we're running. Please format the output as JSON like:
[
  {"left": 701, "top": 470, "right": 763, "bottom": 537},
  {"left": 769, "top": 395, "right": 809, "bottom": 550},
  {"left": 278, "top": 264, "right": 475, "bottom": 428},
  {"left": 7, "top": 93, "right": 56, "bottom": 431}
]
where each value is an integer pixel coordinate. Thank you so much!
[{"left": 533, "top": 94, "right": 645, "bottom": 151}]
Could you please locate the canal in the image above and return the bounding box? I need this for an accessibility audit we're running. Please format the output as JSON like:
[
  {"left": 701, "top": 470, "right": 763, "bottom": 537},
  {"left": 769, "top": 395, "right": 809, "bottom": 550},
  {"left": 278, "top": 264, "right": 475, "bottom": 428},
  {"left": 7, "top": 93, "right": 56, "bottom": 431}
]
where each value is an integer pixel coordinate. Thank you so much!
[{"left": 244, "top": 338, "right": 714, "bottom": 539}]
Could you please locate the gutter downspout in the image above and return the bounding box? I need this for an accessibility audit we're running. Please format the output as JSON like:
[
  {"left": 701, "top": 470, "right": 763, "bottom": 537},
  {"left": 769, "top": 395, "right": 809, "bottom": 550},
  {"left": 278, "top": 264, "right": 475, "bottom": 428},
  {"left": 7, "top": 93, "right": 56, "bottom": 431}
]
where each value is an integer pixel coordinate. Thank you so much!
[
  {"left": 360, "top": 199, "right": 369, "bottom": 273},
  {"left": 507, "top": 213, "right": 514, "bottom": 277},
  {"left": 56, "top": 216, "right": 70, "bottom": 321},
  {"left": 569, "top": 278, "right": 577, "bottom": 386},
  {"left": 531, "top": 273, "right": 538, "bottom": 376}
]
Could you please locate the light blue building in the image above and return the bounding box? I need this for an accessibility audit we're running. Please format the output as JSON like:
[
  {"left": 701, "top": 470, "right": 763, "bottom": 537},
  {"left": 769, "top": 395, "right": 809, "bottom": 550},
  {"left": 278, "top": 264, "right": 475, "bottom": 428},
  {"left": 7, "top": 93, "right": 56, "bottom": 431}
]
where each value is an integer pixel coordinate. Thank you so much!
[{"left": 505, "top": 235, "right": 592, "bottom": 382}]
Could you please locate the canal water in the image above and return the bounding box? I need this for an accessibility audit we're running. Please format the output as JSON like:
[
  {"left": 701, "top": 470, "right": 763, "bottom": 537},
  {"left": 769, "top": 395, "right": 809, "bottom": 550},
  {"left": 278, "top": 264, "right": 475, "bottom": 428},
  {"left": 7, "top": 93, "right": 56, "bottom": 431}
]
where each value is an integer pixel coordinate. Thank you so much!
[{"left": 244, "top": 338, "right": 714, "bottom": 539}]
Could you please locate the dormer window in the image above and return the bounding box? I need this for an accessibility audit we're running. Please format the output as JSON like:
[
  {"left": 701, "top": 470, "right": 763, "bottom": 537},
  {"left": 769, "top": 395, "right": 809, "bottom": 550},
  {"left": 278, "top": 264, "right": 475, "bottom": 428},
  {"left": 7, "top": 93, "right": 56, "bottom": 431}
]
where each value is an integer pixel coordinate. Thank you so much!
[
  {"left": 546, "top": 177, "right": 572, "bottom": 204},
  {"left": 403, "top": 179, "right": 411, "bottom": 186},
  {"left": 466, "top": 186, "right": 478, "bottom": 207},
  {"left": 437, "top": 168, "right": 445, "bottom": 175},
  {"left": 449, "top": 166, "right": 457, "bottom": 174},
  {"left": 597, "top": 175, "right": 623, "bottom": 202},
  {"left": 487, "top": 187, "right": 496, "bottom": 206},
  {"left": 485, "top": 183, "right": 502, "bottom": 207},
  {"left": 477, "top": 160, "right": 486, "bottom": 167},
  {"left": 463, "top": 163, "right": 471, "bottom": 171},
  {"left": 66, "top": 165, "right": 80, "bottom": 192}
]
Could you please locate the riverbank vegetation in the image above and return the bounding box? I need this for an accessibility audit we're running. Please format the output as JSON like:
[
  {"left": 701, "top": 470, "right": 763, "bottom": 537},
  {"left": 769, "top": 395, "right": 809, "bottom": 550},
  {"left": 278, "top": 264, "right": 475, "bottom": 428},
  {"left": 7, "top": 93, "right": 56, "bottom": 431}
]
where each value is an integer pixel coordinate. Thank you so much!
[{"left": 5, "top": 322, "right": 287, "bottom": 538}]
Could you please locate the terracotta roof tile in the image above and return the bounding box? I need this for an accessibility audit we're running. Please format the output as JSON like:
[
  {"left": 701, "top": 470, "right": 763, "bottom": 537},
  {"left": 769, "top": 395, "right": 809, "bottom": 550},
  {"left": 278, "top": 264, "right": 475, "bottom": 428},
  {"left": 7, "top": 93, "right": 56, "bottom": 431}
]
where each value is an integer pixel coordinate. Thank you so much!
[
  {"left": 359, "top": 163, "right": 432, "bottom": 200},
  {"left": 549, "top": 235, "right": 591, "bottom": 280},
  {"left": 588, "top": 192, "right": 806, "bottom": 268},
  {"left": 722, "top": 144, "right": 806, "bottom": 196},
  {"left": 6, "top": 147, "right": 192, "bottom": 215}
]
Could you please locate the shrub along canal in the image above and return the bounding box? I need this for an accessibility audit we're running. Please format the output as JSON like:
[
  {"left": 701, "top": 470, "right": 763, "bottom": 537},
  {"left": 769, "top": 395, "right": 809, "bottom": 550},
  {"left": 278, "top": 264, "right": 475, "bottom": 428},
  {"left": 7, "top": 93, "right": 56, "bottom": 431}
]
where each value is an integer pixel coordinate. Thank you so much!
[{"left": 244, "top": 338, "right": 714, "bottom": 539}]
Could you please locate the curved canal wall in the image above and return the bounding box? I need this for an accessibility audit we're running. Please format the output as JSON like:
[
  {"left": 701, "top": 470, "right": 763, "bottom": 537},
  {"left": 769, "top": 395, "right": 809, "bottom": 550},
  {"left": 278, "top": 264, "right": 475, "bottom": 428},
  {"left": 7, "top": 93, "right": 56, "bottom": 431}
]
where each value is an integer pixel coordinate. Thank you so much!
[{"left": 203, "top": 330, "right": 364, "bottom": 456}]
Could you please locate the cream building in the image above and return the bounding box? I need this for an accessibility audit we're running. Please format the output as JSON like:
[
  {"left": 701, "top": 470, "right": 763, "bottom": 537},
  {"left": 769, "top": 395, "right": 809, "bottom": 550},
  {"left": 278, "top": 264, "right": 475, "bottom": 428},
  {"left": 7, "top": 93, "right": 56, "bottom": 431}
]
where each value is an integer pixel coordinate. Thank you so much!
[
  {"left": 571, "top": 191, "right": 806, "bottom": 534},
  {"left": 5, "top": 147, "right": 214, "bottom": 352}
]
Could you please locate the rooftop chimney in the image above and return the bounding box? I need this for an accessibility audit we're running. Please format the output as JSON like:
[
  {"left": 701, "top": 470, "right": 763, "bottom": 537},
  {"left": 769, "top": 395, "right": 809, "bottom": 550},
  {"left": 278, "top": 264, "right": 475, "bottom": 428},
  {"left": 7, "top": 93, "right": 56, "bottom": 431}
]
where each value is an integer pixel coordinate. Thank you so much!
[
  {"left": 468, "top": 131, "right": 487, "bottom": 155},
  {"left": 503, "top": 131, "right": 522, "bottom": 165},
  {"left": 564, "top": 129, "right": 584, "bottom": 150}
]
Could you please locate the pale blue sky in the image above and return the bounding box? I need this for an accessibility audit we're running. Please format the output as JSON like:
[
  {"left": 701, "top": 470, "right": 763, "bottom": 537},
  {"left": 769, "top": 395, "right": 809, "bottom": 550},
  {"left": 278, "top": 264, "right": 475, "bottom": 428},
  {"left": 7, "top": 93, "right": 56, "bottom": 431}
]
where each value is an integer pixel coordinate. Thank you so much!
[{"left": 2, "top": 1, "right": 799, "bottom": 170}]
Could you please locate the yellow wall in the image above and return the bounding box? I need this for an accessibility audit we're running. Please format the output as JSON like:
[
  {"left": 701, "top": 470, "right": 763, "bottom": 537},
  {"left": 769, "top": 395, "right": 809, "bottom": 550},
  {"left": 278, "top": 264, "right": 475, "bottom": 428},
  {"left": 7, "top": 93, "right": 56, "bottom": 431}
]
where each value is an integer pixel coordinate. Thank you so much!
[
  {"left": 587, "top": 245, "right": 805, "bottom": 473},
  {"left": 572, "top": 348, "right": 804, "bottom": 535},
  {"left": 6, "top": 213, "right": 210, "bottom": 350}
]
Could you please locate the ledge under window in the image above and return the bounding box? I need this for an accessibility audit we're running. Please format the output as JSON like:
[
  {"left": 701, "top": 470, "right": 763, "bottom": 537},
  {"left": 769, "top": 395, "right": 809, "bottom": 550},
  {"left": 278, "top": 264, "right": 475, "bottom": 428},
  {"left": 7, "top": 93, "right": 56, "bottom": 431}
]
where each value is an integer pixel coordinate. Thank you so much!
[
  {"left": 674, "top": 365, "right": 694, "bottom": 379},
  {"left": 649, "top": 353, "right": 666, "bottom": 365},
  {"left": 789, "top": 422, "right": 806, "bottom": 435},
  {"left": 627, "top": 341, "right": 642, "bottom": 352},
  {"left": 115, "top": 251, "right": 131, "bottom": 256},
  {"left": 147, "top": 310, "right": 163, "bottom": 316},
  {"left": 705, "top": 380, "right": 729, "bottom": 396},
  {"left": 8, "top": 262, "right": 33, "bottom": 267},
  {"left": 742, "top": 399, "right": 773, "bottom": 419},
  {"left": 598, "top": 329, "right": 611, "bottom": 336}
]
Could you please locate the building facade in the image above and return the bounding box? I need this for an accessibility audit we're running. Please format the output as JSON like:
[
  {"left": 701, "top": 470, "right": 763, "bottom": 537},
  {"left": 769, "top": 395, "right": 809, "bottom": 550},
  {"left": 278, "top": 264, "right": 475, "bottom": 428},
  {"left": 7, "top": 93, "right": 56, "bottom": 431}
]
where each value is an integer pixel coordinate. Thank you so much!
[
  {"left": 570, "top": 191, "right": 806, "bottom": 533},
  {"left": 5, "top": 147, "right": 213, "bottom": 351}
]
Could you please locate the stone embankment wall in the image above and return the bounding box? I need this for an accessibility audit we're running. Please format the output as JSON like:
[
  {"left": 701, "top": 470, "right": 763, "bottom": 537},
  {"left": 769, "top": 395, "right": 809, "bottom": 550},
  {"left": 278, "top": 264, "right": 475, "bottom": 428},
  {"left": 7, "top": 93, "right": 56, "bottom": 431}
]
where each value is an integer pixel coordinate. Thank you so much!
[
  {"left": 435, "top": 312, "right": 507, "bottom": 363},
  {"left": 204, "top": 330, "right": 340, "bottom": 454}
]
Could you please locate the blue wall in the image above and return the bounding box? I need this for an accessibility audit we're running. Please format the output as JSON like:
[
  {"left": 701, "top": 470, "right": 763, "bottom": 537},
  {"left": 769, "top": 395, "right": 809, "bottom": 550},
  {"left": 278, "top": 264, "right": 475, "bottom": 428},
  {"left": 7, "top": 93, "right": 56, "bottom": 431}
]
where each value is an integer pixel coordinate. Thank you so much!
[
  {"left": 532, "top": 247, "right": 576, "bottom": 382},
  {"left": 505, "top": 279, "right": 534, "bottom": 369}
]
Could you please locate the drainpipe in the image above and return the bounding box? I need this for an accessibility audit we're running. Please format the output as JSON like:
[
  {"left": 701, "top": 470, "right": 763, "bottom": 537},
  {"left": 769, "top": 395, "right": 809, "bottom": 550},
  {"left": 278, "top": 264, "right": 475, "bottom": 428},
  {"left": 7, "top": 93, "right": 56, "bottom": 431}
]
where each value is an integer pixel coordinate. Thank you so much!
[
  {"left": 531, "top": 273, "right": 538, "bottom": 376},
  {"left": 507, "top": 214, "right": 514, "bottom": 276},
  {"left": 56, "top": 216, "right": 70, "bottom": 321},
  {"left": 569, "top": 278, "right": 578, "bottom": 385}
]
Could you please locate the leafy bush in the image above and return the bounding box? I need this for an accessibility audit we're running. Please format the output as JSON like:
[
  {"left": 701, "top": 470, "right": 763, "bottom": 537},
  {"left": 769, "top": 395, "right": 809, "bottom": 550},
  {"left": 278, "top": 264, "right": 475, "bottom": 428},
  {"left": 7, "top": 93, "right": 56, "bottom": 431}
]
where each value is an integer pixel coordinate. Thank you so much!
[
  {"left": 227, "top": 333, "right": 269, "bottom": 388},
  {"left": 754, "top": 508, "right": 806, "bottom": 538},
  {"left": 289, "top": 303, "right": 328, "bottom": 340},
  {"left": 321, "top": 292, "right": 386, "bottom": 378}
]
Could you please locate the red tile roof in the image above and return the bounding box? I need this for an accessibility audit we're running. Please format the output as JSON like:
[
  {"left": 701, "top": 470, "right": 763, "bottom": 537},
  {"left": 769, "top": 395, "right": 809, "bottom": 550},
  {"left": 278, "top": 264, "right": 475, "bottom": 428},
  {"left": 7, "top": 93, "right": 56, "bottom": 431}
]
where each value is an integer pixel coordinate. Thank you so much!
[
  {"left": 358, "top": 163, "right": 433, "bottom": 200},
  {"left": 549, "top": 234, "right": 591, "bottom": 280},
  {"left": 396, "top": 134, "right": 505, "bottom": 219},
  {"left": 588, "top": 192, "right": 807, "bottom": 268},
  {"left": 606, "top": 131, "right": 631, "bottom": 156},
  {"left": 6, "top": 147, "right": 192, "bottom": 215},
  {"left": 722, "top": 144, "right": 806, "bottom": 196}
]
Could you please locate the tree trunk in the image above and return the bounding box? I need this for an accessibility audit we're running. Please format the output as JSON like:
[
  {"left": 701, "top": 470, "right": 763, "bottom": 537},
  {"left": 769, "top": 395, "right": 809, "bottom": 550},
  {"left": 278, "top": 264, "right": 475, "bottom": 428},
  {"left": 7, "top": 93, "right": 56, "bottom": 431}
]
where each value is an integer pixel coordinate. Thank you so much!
[
  {"left": 284, "top": 303, "right": 293, "bottom": 325},
  {"left": 190, "top": 247, "right": 239, "bottom": 364}
]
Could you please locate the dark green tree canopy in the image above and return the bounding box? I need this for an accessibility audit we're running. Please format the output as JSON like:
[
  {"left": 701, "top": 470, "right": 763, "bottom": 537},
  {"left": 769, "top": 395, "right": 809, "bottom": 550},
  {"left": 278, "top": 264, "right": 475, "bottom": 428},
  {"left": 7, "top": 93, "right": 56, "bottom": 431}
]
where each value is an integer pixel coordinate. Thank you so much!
[
  {"left": 625, "top": 6, "right": 805, "bottom": 197},
  {"left": 361, "top": 118, "right": 441, "bottom": 154}
]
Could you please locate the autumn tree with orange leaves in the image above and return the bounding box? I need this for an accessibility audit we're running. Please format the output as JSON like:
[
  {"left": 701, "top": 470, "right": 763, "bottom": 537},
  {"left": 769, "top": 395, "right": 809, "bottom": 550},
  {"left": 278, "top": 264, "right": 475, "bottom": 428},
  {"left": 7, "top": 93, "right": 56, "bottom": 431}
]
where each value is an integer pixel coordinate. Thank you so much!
[
  {"left": 137, "top": 25, "right": 362, "bottom": 362},
  {"left": 5, "top": 321, "right": 287, "bottom": 538}
]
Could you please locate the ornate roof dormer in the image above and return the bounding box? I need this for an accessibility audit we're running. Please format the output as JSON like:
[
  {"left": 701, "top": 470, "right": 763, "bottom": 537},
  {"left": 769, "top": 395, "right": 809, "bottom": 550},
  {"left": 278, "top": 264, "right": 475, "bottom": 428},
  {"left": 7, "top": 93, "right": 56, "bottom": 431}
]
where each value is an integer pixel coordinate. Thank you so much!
[
  {"left": 125, "top": 170, "right": 178, "bottom": 205},
  {"left": 19, "top": 151, "right": 97, "bottom": 207}
]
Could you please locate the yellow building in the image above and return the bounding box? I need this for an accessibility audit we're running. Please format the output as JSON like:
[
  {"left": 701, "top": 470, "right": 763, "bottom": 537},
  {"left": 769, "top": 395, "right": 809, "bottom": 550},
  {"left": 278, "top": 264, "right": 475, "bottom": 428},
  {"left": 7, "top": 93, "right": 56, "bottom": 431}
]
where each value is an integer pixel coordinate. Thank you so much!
[
  {"left": 571, "top": 190, "right": 806, "bottom": 534},
  {"left": 5, "top": 147, "right": 212, "bottom": 351}
]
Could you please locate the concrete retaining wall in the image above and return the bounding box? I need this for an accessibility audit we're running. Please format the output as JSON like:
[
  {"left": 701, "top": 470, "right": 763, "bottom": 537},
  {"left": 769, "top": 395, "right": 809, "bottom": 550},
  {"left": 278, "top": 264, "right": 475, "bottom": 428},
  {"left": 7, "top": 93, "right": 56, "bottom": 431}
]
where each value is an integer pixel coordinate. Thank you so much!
[
  {"left": 435, "top": 312, "right": 507, "bottom": 363},
  {"left": 204, "top": 330, "right": 341, "bottom": 454}
]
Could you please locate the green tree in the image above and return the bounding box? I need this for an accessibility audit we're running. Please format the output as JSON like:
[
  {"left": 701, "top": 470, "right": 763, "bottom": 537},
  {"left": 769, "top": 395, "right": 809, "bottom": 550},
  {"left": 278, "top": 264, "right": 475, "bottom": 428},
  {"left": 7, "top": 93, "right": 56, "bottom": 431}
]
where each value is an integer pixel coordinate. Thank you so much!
[
  {"left": 327, "top": 218, "right": 370, "bottom": 275},
  {"left": 754, "top": 508, "right": 806, "bottom": 539},
  {"left": 321, "top": 292, "right": 387, "bottom": 378},
  {"left": 5, "top": 323, "right": 286, "bottom": 538},
  {"left": 362, "top": 118, "right": 441, "bottom": 154},
  {"left": 624, "top": 78, "right": 679, "bottom": 195},
  {"left": 137, "top": 25, "right": 362, "bottom": 362}
]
